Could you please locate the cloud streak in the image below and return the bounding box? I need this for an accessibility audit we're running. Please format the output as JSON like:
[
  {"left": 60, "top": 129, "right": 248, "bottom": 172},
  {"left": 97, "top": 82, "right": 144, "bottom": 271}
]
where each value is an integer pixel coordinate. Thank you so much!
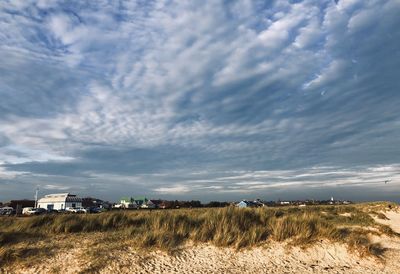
[{"left": 0, "top": 0, "right": 399, "bottom": 201}]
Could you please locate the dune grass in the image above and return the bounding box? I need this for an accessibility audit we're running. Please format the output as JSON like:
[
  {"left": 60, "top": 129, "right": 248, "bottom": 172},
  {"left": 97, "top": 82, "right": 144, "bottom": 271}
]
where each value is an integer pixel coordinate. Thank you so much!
[{"left": 0, "top": 204, "right": 398, "bottom": 268}]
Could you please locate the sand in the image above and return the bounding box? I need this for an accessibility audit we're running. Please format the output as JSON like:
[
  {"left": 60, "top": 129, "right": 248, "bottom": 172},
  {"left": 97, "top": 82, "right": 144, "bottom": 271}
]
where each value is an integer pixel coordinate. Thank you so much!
[
  {"left": 6, "top": 240, "right": 399, "bottom": 274},
  {"left": 374, "top": 211, "right": 400, "bottom": 234},
  {"left": 3, "top": 211, "right": 400, "bottom": 274}
]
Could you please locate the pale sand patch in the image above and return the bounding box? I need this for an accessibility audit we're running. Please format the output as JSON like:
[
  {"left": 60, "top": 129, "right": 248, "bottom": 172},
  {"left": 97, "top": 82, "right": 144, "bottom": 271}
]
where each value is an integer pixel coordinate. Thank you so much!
[
  {"left": 5, "top": 239, "right": 400, "bottom": 274},
  {"left": 373, "top": 211, "right": 400, "bottom": 234}
]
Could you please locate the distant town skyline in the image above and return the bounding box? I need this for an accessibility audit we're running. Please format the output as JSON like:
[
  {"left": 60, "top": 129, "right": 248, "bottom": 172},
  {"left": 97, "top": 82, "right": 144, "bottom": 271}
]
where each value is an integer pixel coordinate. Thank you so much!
[{"left": 1, "top": 0, "right": 400, "bottom": 202}]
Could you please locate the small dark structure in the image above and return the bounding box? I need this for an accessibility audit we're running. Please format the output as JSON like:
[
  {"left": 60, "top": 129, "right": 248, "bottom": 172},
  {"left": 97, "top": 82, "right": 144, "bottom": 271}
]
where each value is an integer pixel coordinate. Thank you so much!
[{"left": 6, "top": 199, "right": 35, "bottom": 209}]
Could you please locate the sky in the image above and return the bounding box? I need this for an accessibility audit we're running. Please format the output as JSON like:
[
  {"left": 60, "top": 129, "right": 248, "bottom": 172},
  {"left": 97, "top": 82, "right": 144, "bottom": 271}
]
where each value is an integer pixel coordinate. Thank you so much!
[{"left": 0, "top": 0, "right": 400, "bottom": 203}]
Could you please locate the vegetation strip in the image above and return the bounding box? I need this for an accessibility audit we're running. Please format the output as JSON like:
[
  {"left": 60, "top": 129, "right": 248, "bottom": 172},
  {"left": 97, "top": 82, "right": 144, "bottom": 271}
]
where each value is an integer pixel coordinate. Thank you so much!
[{"left": 0, "top": 205, "right": 398, "bottom": 269}]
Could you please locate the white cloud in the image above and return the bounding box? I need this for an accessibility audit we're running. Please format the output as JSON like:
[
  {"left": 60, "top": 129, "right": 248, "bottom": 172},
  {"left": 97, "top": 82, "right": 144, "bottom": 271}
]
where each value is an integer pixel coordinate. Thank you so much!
[
  {"left": 43, "top": 184, "right": 71, "bottom": 191},
  {"left": 154, "top": 185, "right": 191, "bottom": 194},
  {"left": 302, "top": 59, "right": 348, "bottom": 90},
  {"left": 294, "top": 19, "right": 322, "bottom": 49},
  {"left": 190, "top": 164, "right": 400, "bottom": 193},
  {"left": 0, "top": 0, "right": 399, "bottom": 200},
  {"left": 0, "top": 165, "right": 29, "bottom": 179},
  {"left": 347, "top": 8, "right": 376, "bottom": 33}
]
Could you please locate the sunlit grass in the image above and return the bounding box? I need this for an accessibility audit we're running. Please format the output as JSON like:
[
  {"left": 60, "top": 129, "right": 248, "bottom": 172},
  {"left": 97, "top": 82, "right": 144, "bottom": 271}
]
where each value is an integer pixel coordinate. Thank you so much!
[{"left": 0, "top": 203, "right": 398, "bottom": 268}]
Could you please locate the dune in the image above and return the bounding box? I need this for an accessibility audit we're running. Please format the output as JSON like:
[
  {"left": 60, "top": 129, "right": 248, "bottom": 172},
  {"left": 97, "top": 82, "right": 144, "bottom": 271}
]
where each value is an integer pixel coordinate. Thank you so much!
[
  {"left": 5, "top": 236, "right": 400, "bottom": 274},
  {"left": 2, "top": 205, "right": 400, "bottom": 273},
  {"left": 373, "top": 211, "right": 400, "bottom": 234}
]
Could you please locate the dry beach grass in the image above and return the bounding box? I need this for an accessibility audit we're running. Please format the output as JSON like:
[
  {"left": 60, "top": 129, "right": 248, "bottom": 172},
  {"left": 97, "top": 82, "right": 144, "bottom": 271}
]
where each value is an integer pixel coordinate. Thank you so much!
[{"left": 1, "top": 203, "right": 399, "bottom": 273}]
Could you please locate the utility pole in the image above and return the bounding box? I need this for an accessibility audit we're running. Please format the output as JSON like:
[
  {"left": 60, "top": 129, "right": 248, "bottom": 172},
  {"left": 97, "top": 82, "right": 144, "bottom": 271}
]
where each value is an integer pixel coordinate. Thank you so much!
[{"left": 34, "top": 187, "right": 39, "bottom": 208}]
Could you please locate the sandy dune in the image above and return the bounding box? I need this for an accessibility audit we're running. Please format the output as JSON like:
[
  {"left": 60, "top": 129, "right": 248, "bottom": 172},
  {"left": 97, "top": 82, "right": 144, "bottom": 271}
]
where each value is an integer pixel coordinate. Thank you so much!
[
  {"left": 3, "top": 211, "right": 400, "bottom": 274},
  {"left": 8, "top": 238, "right": 400, "bottom": 274},
  {"left": 374, "top": 211, "right": 400, "bottom": 234}
]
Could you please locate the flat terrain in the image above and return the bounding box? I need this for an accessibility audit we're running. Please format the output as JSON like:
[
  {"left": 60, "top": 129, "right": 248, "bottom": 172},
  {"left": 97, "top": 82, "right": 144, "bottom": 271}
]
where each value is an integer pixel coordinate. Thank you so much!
[{"left": 1, "top": 203, "right": 399, "bottom": 273}]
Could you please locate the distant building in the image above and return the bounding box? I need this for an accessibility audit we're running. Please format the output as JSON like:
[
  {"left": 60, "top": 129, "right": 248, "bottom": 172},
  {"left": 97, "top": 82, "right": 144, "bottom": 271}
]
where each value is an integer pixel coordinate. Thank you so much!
[
  {"left": 134, "top": 197, "right": 149, "bottom": 207},
  {"left": 142, "top": 199, "right": 162, "bottom": 209},
  {"left": 120, "top": 197, "right": 138, "bottom": 209},
  {"left": 37, "top": 193, "right": 82, "bottom": 211},
  {"left": 159, "top": 201, "right": 172, "bottom": 209},
  {"left": 5, "top": 199, "right": 35, "bottom": 209},
  {"left": 117, "top": 196, "right": 149, "bottom": 208},
  {"left": 150, "top": 199, "right": 163, "bottom": 208},
  {"left": 236, "top": 200, "right": 259, "bottom": 208},
  {"left": 82, "top": 197, "right": 111, "bottom": 209},
  {"left": 253, "top": 199, "right": 266, "bottom": 207}
]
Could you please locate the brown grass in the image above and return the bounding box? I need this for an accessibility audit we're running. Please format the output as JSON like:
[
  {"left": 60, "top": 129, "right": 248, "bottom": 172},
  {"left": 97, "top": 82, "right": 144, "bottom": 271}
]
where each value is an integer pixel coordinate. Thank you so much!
[{"left": 0, "top": 204, "right": 398, "bottom": 269}]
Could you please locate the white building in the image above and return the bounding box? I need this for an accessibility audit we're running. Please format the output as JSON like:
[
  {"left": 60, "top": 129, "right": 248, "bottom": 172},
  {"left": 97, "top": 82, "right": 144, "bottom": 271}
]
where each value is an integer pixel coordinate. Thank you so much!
[
  {"left": 37, "top": 193, "right": 82, "bottom": 211},
  {"left": 119, "top": 197, "right": 138, "bottom": 209}
]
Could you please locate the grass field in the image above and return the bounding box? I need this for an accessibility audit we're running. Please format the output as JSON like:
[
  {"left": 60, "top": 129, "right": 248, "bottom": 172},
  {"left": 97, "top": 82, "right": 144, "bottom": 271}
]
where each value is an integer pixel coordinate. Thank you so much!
[{"left": 1, "top": 203, "right": 398, "bottom": 270}]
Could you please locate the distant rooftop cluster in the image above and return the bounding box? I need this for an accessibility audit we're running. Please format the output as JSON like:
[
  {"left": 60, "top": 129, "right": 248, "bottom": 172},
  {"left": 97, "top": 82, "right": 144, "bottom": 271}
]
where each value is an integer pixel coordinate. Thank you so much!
[{"left": 1, "top": 192, "right": 353, "bottom": 214}]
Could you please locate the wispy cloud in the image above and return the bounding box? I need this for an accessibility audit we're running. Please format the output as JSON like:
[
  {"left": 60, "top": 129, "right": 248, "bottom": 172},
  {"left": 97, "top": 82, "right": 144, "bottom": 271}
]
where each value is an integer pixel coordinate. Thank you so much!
[
  {"left": 0, "top": 0, "right": 399, "bottom": 201},
  {"left": 154, "top": 185, "right": 191, "bottom": 194},
  {"left": 43, "top": 184, "right": 71, "bottom": 191}
]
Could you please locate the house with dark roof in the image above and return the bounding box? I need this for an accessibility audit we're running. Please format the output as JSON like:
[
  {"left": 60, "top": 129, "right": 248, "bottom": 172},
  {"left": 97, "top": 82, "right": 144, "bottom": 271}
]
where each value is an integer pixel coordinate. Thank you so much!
[
  {"left": 133, "top": 197, "right": 148, "bottom": 207},
  {"left": 142, "top": 199, "right": 162, "bottom": 209},
  {"left": 6, "top": 199, "right": 35, "bottom": 209},
  {"left": 236, "top": 200, "right": 259, "bottom": 208},
  {"left": 37, "top": 193, "right": 82, "bottom": 211},
  {"left": 82, "top": 197, "right": 110, "bottom": 209}
]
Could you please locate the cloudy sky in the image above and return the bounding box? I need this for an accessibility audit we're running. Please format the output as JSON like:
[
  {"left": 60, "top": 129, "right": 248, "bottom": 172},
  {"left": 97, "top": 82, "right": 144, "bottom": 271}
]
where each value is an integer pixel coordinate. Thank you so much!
[{"left": 1, "top": 0, "right": 400, "bottom": 202}]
